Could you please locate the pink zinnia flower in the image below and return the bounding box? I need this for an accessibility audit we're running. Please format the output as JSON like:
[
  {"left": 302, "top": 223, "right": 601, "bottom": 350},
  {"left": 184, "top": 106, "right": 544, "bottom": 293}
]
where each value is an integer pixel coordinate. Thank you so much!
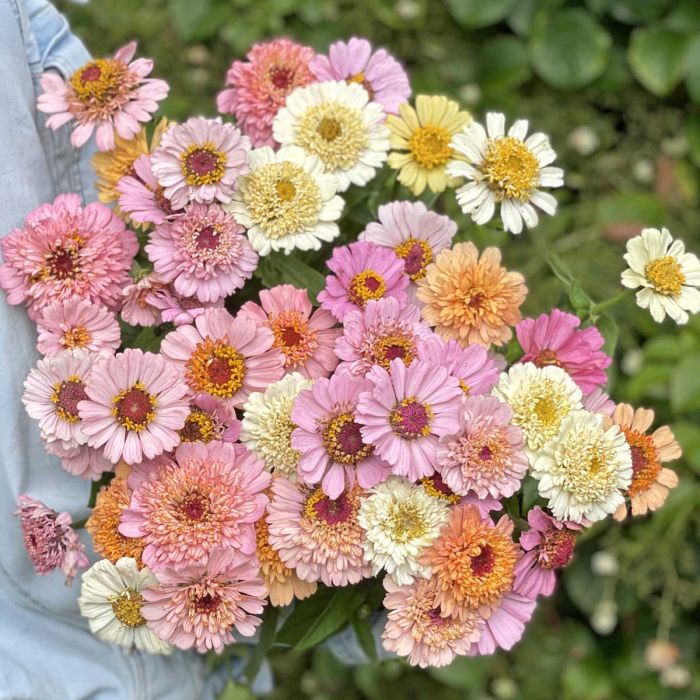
[
  {"left": 150, "top": 117, "right": 250, "bottom": 209},
  {"left": 583, "top": 387, "right": 615, "bottom": 416},
  {"left": 216, "top": 38, "right": 316, "bottom": 148},
  {"left": 356, "top": 358, "right": 463, "bottom": 481},
  {"left": 382, "top": 576, "right": 483, "bottom": 667},
  {"left": 513, "top": 507, "right": 582, "bottom": 599},
  {"left": 120, "top": 441, "right": 270, "bottom": 571},
  {"left": 291, "top": 372, "right": 391, "bottom": 498},
  {"left": 15, "top": 495, "right": 88, "bottom": 583},
  {"left": 37, "top": 41, "right": 169, "bottom": 151},
  {"left": 417, "top": 335, "right": 501, "bottom": 397},
  {"left": 436, "top": 396, "right": 528, "bottom": 499},
  {"left": 146, "top": 283, "right": 224, "bottom": 327},
  {"left": 266, "top": 477, "right": 372, "bottom": 586},
  {"left": 36, "top": 298, "right": 120, "bottom": 357},
  {"left": 334, "top": 297, "right": 433, "bottom": 376},
  {"left": 318, "top": 241, "right": 409, "bottom": 322},
  {"left": 120, "top": 272, "right": 167, "bottom": 327},
  {"left": 117, "top": 154, "right": 178, "bottom": 226},
  {"left": 146, "top": 202, "right": 258, "bottom": 303},
  {"left": 309, "top": 38, "right": 410, "bottom": 115},
  {"left": 45, "top": 441, "right": 113, "bottom": 481},
  {"left": 468, "top": 591, "right": 537, "bottom": 655},
  {"left": 78, "top": 348, "right": 190, "bottom": 465},
  {"left": 240, "top": 284, "right": 340, "bottom": 379},
  {"left": 0, "top": 193, "right": 138, "bottom": 320},
  {"left": 179, "top": 395, "right": 241, "bottom": 445},
  {"left": 141, "top": 546, "right": 266, "bottom": 653},
  {"left": 159, "top": 308, "right": 284, "bottom": 409},
  {"left": 516, "top": 309, "right": 611, "bottom": 394}
]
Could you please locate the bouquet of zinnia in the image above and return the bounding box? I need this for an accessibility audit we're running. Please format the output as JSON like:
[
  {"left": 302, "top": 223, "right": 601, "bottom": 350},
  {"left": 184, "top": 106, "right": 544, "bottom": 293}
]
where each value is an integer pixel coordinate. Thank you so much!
[{"left": 3, "top": 34, "right": 694, "bottom": 670}]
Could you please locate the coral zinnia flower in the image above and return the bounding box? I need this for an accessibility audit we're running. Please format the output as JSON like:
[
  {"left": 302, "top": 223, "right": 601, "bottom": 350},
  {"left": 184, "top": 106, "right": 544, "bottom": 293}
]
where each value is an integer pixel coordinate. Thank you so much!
[
  {"left": 120, "top": 272, "right": 168, "bottom": 327},
  {"left": 141, "top": 546, "right": 267, "bottom": 653},
  {"left": 416, "top": 242, "right": 527, "bottom": 348},
  {"left": 0, "top": 193, "right": 138, "bottom": 320},
  {"left": 387, "top": 95, "right": 471, "bottom": 195},
  {"left": 217, "top": 38, "right": 316, "bottom": 148},
  {"left": 160, "top": 308, "right": 285, "bottom": 410},
  {"left": 120, "top": 441, "right": 270, "bottom": 571},
  {"left": 37, "top": 42, "right": 169, "bottom": 151},
  {"left": 266, "top": 478, "right": 372, "bottom": 587},
  {"left": 608, "top": 403, "right": 681, "bottom": 520}
]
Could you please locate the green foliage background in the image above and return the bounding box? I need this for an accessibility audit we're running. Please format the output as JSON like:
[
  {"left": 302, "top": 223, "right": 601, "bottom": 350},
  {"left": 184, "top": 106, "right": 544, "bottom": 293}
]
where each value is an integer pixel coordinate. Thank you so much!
[{"left": 57, "top": 0, "right": 700, "bottom": 698}]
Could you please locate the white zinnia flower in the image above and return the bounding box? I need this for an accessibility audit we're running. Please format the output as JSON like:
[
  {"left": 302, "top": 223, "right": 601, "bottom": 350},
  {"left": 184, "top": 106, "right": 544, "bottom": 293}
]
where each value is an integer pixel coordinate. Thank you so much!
[
  {"left": 272, "top": 80, "right": 390, "bottom": 192},
  {"left": 240, "top": 372, "right": 313, "bottom": 478},
  {"left": 227, "top": 145, "right": 344, "bottom": 256},
  {"left": 78, "top": 557, "right": 171, "bottom": 654},
  {"left": 492, "top": 362, "right": 582, "bottom": 461},
  {"left": 357, "top": 476, "right": 449, "bottom": 585},
  {"left": 447, "top": 112, "right": 564, "bottom": 234},
  {"left": 621, "top": 227, "right": 700, "bottom": 324},
  {"left": 532, "top": 410, "right": 632, "bottom": 523}
]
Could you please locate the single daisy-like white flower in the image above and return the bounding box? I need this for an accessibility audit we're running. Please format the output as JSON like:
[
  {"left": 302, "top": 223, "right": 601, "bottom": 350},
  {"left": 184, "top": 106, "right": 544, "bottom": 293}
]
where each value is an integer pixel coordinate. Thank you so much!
[
  {"left": 357, "top": 476, "right": 449, "bottom": 585},
  {"left": 272, "top": 80, "right": 390, "bottom": 192},
  {"left": 447, "top": 112, "right": 564, "bottom": 234},
  {"left": 531, "top": 410, "right": 632, "bottom": 523},
  {"left": 240, "top": 372, "right": 313, "bottom": 479},
  {"left": 78, "top": 557, "right": 171, "bottom": 654},
  {"left": 227, "top": 145, "right": 344, "bottom": 255},
  {"left": 492, "top": 362, "right": 582, "bottom": 461},
  {"left": 621, "top": 227, "right": 700, "bottom": 324}
]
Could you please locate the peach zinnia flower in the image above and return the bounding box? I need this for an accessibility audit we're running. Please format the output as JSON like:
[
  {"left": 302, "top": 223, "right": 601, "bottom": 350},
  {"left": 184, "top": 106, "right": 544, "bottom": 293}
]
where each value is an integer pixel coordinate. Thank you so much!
[
  {"left": 609, "top": 403, "right": 681, "bottom": 520},
  {"left": 416, "top": 242, "right": 527, "bottom": 347}
]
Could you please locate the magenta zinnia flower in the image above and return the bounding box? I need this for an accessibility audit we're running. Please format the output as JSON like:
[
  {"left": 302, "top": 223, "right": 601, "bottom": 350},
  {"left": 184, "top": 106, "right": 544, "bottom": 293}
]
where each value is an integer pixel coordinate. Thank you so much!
[
  {"left": 160, "top": 308, "right": 285, "bottom": 409},
  {"left": 120, "top": 441, "right": 270, "bottom": 571},
  {"left": 291, "top": 372, "right": 390, "bottom": 498},
  {"left": 310, "top": 38, "right": 411, "bottom": 115},
  {"left": 141, "top": 546, "right": 267, "bottom": 653},
  {"left": 266, "top": 477, "right": 372, "bottom": 586},
  {"left": 15, "top": 495, "right": 88, "bottom": 583},
  {"left": 436, "top": 396, "right": 528, "bottom": 499},
  {"left": 516, "top": 309, "right": 611, "bottom": 394},
  {"left": 0, "top": 193, "right": 138, "bottom": 320},
  {"left": 151, "top": 117, "right": 250, "bottom": 209},
  {"left": 37, "top": 41, "right": 169, "bottom": 151},
  {"left": 146, "top": 202, "right": 258, "bottom": 303},
  {"left": 117, "top": 154, "right": 178, "bottom": 226},
  {"left": 78, "top": 348, "right": 190, "bottom": 465},
  {"left": 356, "top": 358, "right": 463, "bottom": 481},
  {"left": 318, "top": 241, "right": 409, "bottom": 322},
  {"left": 216, "top": 38, "right": 316, "bottom": 148},
  {"left": 240, "top": 284, "right": 340, "bottom": 379}
]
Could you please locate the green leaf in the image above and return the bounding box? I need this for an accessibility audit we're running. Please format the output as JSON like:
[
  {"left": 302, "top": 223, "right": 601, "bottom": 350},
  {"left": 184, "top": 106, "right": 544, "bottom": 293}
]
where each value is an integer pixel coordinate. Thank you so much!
[
  {"left": 665, "top": 0, "right": 700, "bottom": 33},
  {"left": 350, "top": 615, "right": 378, "bottom": 662},
  {"left": 255, "top": 253, "right": 326, "bottom": 304},
  {"left": 687, "top": 114, "right": 700, "bottom": 166},
  {"left": 443, "top": 0, "right": 516, "bottom": 28},
  {"left": 685, "top": 35, "right": 700, "bottom": 103},
  {"left": 547, "top": 251, "right": 575, "bottom": 290},
  {"left": 605, "top": 0, "right": 671, "bottom": 25},
  {"left": 88, "top": 472, "right": 115, "bottom": 508},
  {"left": 628, "top": 28, "right": 690, "bottom": 97},
  {"left": 243, "top": 606, "right": 279, "bottom": 683},
  {"left": 595, "top": 314, "right": 619, "bottom": 356},
  {"left": 569, "top": 282, "right": 592, "bottom": 312},
  {"left": 670, "top": 354, "right": 700, "bottom": 413},
  {"left": 529, "top": 9, "right": 611, "bottom": 90},
  {"left": 671, "top": 421, "right": 700, "bottom": 473},
  {"left": 217, "top": 681, "right": 255, "bottom": 700},
  {"left": 168, "top": 0, "right": 213, "bottom": 40},
  {"left": 596, "top": 192, "right": 666, "bottom": 227},
  {"left": 478, "top": 36, "right": 532, "bottom": 92}
]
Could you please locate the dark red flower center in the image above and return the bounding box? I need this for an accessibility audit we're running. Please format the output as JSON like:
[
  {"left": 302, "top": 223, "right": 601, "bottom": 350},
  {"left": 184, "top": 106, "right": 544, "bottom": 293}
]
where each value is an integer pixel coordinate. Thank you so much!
[
  {"left": 426, "top": 607, "right": 449, "bottom": 626},
  {"left": 186, "top": 148, "right": 220, "bottom": 177},
  {"left": 313, "top": 492, "right": 352, "bottom": 525},
  {"left": 390, "top": 399, "right": 431, "bottom": 439},
  {"left": 195, "top": 225, "right": 220, "bottom": 251},
  {"left": 207, "top": 357, "right": 233, "bottom": 386},
  {"left": 533, "top": 349, "right": 561, "bottom": 368},
  {"left": 336, "top": 420, "right": 364, "bottom": 456},
  {"left": 81, "top": 64, "right": 102, "bottom": 82},
  {"left": 268, "top": 65, "right": 294, "bottom": 90},
  {"left": 56, "top": 379, "right": 87, "bottom": 420},
  {"left": 193, "top": 592, "right": 221, "bottom": 614},
  {"left": 179, "top": 492, "right": 208, "bottom": 522},
  {"left": 479, "top": 445, "right": 493, "bottom": 461},
  {"left": 384, "top": 343, "right": 407, "bottom": 361},
  {"left": 115, "top": 387, "right": 154, "bottom": 428},
  {"left": 46, "top": 248, "right": 79, "bottom": 281},
  {"left": 539, "top": 528, "right": 577, "bottom": 570},
  {"left": 402, "top": 242, "right": 427, "bottom": 277},
  {"left": 470, "top": 544, "right": 495, "bottom": 576},
  {"left": 280, "top": 325, "right": 302, "bottom": 347}
]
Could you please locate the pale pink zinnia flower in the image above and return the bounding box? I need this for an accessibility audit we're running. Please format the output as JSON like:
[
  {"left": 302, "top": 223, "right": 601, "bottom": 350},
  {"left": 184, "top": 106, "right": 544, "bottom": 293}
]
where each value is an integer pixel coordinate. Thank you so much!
[
  {"left": 356, "top": 359, "right": 463, "bottom": 481},
  {"left": 516, "top": 309, "right": 611, "bottom": 394},
  {"left": 120, "top": 272, "right": 167, "bottom": 327},
  {"left": 266, "top": 477, "right": 372, "bottom": 587},
  {"left": 146, "top": 283, "right": 224, "bottom": 327},
  {"left": 216, "top": 38, "right": 316, "bottom": 148},
  {"left": 436, "top": 395, "right": 528, "bottom": 499},
  {"left": 37, "top": 41, "right": 169, "bottom": 151},
  {"left": 0, "top": 193, "right": 138, "bottom": 320},
  {"left": 291, "top": 372, "right": 391, "bottom": 498},
  {"left": 15, "top": 495, "right": 88, "bottom": 584},
  {"left": 150, "top": 117, "right": 250, "bottom": 209},
  {"left": 36, "top": 298, "right": 121, "bottom": 356},
  {"left": 120, "top": 441, "right": 270, "bottom": 571},
  {"left": 583, "top": 387, "right": 615, "bottom": 416},
  {"left": 178, "top": 395, "right": 241, "bottom": 445},
  {"left": 117, "top": 154, "right": 179, "bottom": 226},
  {"left": 310, "top": 38, "right": 410, "bottom": 116},
  {"left": 159, "top": 308, "right": 284, "bottom": 409},
  {"left": 141, "top": 546, "right": 267, "bottom": 653},
  {"left": 146, "top": 202, "right": 258, "bottom": 303},
  {"left": 318, "top": 241, "right": 409, "bottom": 322},
  {"left": 240, "top": 284, "right": 340, "bottom": 379},
  {"left": 334, "top": 297, "right": 433, "bottom": 376},
  {"left": 78, "top": 348, "right": 190, "bottom": 465},
  {"left": 44, "top": 440, "right": 113, "bottom": 481}
]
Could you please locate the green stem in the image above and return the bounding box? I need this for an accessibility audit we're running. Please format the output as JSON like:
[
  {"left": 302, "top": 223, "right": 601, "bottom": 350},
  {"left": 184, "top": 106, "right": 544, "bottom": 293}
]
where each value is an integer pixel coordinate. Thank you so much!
[{"left": 590, "top": 289, "right": 631, "bottom": 316}]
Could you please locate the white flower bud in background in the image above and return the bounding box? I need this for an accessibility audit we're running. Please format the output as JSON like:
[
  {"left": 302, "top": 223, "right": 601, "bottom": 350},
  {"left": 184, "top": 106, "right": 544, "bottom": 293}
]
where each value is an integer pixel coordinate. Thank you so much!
[
  {"left": 661, "top": 135, "right": 688, "bottom": 158},
  {"left": 591, "top": 600, "right": 617, "bottom": 635},
  {"left": 591, "top": 551, "right": 619, "bottom": 577},
  {"left": 567, "top": 126, "right": 600, "bottom": 156},
  {"left": 394, "top": 0, "right": 420, "bottom": 20},
  {"left": 660, "top": 665, "right": 691, "bottom": 689},
  {"left": 645, "top": 639, "right": 680, "bottom": 672},
  {"left": 458, "top": 83, "right": 481, "bottom": 106},
  {"left": 621, "top": 348, "right": 643, "bottom": 376},
  {"left": 186, "top": 45, "right": 209, "bottom": 66},
  {"left": 632, "top": 158, "right": 654, "bottom": 184},
  {"left": 491, "top": 678, "right": 518, "bottom": 699}
]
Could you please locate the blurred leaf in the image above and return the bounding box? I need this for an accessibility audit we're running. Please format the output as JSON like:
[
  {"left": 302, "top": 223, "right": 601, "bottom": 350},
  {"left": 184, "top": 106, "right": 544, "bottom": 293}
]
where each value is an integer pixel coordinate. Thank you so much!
[
  {"left": 529, "top": 9, "right": 611, "bottom": 90},
  {"left": 569, "top": 282, "right": 592, "bottom": 312},
  {"left": 428, "top": 654, "right": 490, "bottom": 690},
  {"left": 443, "top": 0, "right": 516, "bottom": 28},
  {"left": 547, "top": 251, "right": 575, "bottom": 289},
  {"left": 665, "top": 0, "right": 700, "bottom": 32},
  {"left": 596, "top": 314, "right": 618, "bottom": 356},
  {"left": 596, "top": 192, "right": 666, "bottom": 227},
  {"left": 643, "top": 334, "right": 682, "bottom": 363},
  {"left": 217, "top": 681, "right": 255, "bottom": 700},
  {"left": 243, "top": 606, "right": 279, "bottom": 683},
  {"left": 685, "top": 35, "right": 700, "bottom": 103},
  {"left": 130, "top": 326, "right": 163, "bottom": 353},
  {"left": 604, "top": 0, "right": 671, "bottom": 25},
  {"left": 562, "top": 656, "right": 614, "bottom": 700},
  {"left": 168, "top": 0, "right": 213, "bottom": 40},
  {"left": 478, "top": 36, "right": 532, "bottom": 92},
  {"left": 255, "top": 253, "right": 326, "bottom": 304},
  {"left": 672, "top": 421, "right": 700, "bottom": 473},
  {"left": 670, "top": 354, "right": 700, "bottom": 413},
  {"left": 628, "top": 28, "right": 690, "bottom": 97},
  {"left": 350, "top": 615, "right": 378, "bottom": 662},
  {"left": 563, "top": 554, "right": 604, "bottom": 616}
]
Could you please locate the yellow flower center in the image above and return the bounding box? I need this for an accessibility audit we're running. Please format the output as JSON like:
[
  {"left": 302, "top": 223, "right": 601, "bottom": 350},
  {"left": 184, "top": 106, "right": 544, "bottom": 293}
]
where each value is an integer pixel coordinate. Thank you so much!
[
  {"left": 644, "top": 256, "right": 685, "bottom": 296},
  {"left": 70, "top": 59, "right": 127, "bottom": 104},
  {"left": 111, "top": 589, "right": 146, "bottom": 628},
  {"left": 275, "top": 179, "right": 297, "bottom": 202},
  {"left": 387, "top": 502, "right": 428, "bottom": 543},
  {"left": 322, "top": 411, "right": 373, "bottom": 465},
  {"left": 112, "top": 381, "right": 157, "bottom": 432},
  {"left": 394, "top": 238, "right": 433, "bottom": 281},
  {"left": 180, "top": 143, "right": 226, "bottom": 186},
  {"left": 347, "top": 270, "right": 386, "bottom": 306},
  {"left": 373, "top": 335, "right": 416, "bottom": 368},
  {"left": 348, "top": 72, "right": 374, "bottom": 99},
  {"left": 317, "top": 116, "right": 342, "bottom": 142},
  {"left": 482, "top": 136, "right": 539, "bottom": 201},
  {"left": 408, "top": 125, "right": 453, "bottom": 170},
  {"left": 62, "top": 326, "right": 91, "bottom": 349},
  {"left": 185, "top": 338, "right": 246, "bottom": 399},
  {"left": 179, "top": 408, "right": 218, "bottom": 443}
]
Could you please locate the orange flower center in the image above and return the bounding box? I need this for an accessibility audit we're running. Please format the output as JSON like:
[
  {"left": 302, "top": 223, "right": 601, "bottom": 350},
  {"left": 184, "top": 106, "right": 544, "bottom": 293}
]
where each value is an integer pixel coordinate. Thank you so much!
[
  {"left": 624, "top": 428, "right": 662, "bottom": 496},
  {"left": 179, "top": 408, "right": 218, "bottom": 443},
  {"left": 62, "top": 326, "right": 91, "bottom": 349},
  {"left": 533, "top": 349, "right": 561, "bottom": 368},
  {"left": 186, "top": 338, "right": 246, "bottom": 399},
  {"left": 270, "top": 310, "right": 317, "bottom": 368},
  {"left": 70, "top": 58, "right": 128, "bottom": 105},
  {"left": 644, "top": 256, "right": 685, "bottom": 296}
]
